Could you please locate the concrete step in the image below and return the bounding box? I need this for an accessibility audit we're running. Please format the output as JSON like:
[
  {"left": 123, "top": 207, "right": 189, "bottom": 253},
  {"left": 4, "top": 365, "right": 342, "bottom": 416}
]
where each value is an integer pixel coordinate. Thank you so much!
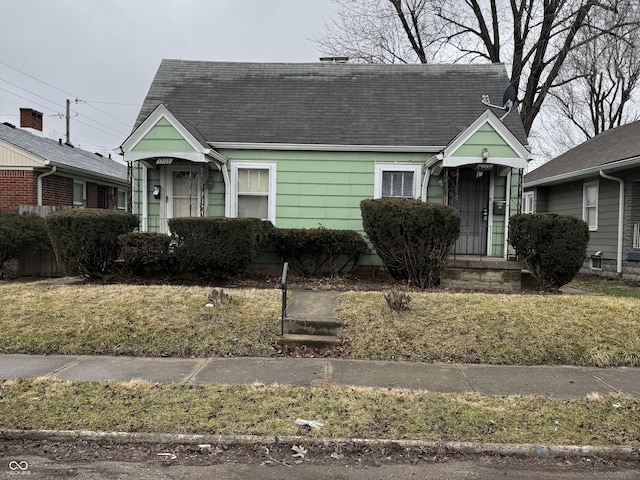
[
  {"left": 276, "top": 334, "right": 340, "bottom": 349},
  {"left": 283, "top": 318, "right": 342, "bottom": 336}
]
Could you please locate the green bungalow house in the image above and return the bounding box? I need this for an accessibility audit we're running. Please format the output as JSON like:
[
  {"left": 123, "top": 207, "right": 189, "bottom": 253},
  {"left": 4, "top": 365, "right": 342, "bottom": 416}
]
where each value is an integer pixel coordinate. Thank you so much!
[{"left": 119, "top": 60, "right": 530, "bottom": 282}]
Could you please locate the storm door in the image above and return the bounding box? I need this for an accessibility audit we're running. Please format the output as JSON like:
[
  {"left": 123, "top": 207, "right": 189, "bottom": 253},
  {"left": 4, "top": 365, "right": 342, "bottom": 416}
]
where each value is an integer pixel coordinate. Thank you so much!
[{"left": 447, "top": 167, "right": 490, "bottom": 255}]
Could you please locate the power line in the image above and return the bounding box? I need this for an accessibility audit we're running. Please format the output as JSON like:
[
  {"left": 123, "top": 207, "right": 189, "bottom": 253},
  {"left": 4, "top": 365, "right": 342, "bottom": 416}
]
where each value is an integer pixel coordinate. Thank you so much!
[
  {"left": 0, "top": 76, "right": 65, "bottom": 111},
  {"left": 0, "top": 60, "right": 137, "bottom": 146},
  {"left": 0, "top": 85, "right": 58, "bottom": 115},
  {"left": 83, "top": 100, "right": 141, "bottom": 107},
  {"left": 0, "top": 59, "right": 75, "bottom": 97},
  {"left": 79, "top": 100, "right": 133, "bottom": 129}
]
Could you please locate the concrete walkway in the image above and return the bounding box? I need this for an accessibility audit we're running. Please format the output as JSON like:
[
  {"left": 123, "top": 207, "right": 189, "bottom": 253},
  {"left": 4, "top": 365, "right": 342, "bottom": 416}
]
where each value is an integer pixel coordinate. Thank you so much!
[
  {"left": 2, "top": 287, "right": 638, "bottom": 399},
  {"left": 1, "top": 354, "right": 639, "bottom": 399}
]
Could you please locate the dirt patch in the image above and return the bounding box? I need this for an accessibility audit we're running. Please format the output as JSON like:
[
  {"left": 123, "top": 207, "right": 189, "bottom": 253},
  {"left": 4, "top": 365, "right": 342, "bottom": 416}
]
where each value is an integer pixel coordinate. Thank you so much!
[{"left": 1, "top": 438, "right": 634, "bottom": 471}]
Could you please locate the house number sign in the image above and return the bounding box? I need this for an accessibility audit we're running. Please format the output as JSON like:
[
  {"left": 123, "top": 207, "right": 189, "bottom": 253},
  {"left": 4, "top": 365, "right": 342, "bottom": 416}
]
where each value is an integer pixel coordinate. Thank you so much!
[{"left": 156, "top": 157, "right": 173, "bottom": 165}]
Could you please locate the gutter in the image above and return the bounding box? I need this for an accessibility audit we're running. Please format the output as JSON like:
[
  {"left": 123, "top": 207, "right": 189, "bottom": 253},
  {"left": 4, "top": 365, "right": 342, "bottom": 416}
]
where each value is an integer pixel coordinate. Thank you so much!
[
  {"left": 37, "top": 165, "right": 56, "bottom": 206},
  {"left": 525, "top": 155, "right": 640, "bottom": 188},
  {"left": 599, "top": 170, "right": 624, "bottom": 275}
]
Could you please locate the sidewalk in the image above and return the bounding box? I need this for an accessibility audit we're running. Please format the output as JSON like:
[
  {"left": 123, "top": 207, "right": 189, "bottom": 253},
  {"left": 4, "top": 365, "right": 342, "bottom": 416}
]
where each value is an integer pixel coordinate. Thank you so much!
[{"left": 1, "top": 354, "right": 639, "bottom": 399}]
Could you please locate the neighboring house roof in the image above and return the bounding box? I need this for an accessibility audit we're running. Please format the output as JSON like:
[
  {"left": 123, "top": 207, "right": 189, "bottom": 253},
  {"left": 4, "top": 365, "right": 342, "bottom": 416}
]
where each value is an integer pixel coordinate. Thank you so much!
[
  {"left": 525, "top": 120, "right": 640, "bottom": 186},
  {"left": 0, "top": 122, "right": 127, "bottom": 183},
  {"left": 133, "top": 60, "right": 528, "bottom": 149}
]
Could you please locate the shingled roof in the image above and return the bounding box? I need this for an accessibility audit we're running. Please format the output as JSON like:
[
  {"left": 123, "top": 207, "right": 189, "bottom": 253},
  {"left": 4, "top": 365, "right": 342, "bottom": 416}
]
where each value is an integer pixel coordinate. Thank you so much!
[
  {"left": 0, "top": 122, "right": 127, "bottom": 183},
  {"left": 134, "top": 60, "right": 528, "bottom": 148},
  {"left": 525, "top": 120, "right": 640, "bottom": 186}
]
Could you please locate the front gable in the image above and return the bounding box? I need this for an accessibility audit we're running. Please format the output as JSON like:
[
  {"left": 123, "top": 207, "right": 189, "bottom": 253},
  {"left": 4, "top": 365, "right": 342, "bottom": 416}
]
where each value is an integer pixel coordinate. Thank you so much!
[
  {"left": 0, "top": 138, "right": 46, "bottom": 168},
  {"left": 132, "top": 118, "right": 196, "bottom": 153},
  {"left": 120, "top": 104, "right": 212, "bottom": 163},
  {"left": 439, "top": 110, "right": 530, "bottom": 170}
]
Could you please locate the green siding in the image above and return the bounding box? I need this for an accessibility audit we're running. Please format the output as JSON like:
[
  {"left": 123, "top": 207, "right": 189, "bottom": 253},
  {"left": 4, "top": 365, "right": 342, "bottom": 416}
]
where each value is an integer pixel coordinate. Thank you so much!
[
  {"left": 451, "top": 124, "right": 519, "bottom": 158},
  {"left": 132, "top": 118, "right": 196, "bottom": 153},
  {"left": 207, "top": 169, "right": 225, "bottom": 217},
  {"left": 426, "top": 174, "right": 444, "bottom": 204},
  {"left": 221, "top": 149, "right": 428, "bottom": 234}
]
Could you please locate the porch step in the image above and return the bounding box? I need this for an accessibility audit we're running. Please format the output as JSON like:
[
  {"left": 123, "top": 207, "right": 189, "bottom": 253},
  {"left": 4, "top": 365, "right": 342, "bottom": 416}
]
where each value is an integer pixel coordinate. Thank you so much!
[
  {"left": 277, "top": 334, "right": 340, "bottom": 349},
  {"left": 283, "top": 317, "right": 342, "bottom": 336},
  {"left": 442, "top": 259, "right": 525, "bottom": 291}
]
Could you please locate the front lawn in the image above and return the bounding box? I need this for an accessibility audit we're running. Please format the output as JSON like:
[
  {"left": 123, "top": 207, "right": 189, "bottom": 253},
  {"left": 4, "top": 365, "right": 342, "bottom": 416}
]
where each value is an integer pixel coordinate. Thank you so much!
[
  {"left": 2, "top": 280, "right": 640, "bottom": 366},
  {"left": 339, "top": 292, "right": 640, "bottom": 366},
  {"left": 0, "top": 281, "right": 280, "bottom": 357}
]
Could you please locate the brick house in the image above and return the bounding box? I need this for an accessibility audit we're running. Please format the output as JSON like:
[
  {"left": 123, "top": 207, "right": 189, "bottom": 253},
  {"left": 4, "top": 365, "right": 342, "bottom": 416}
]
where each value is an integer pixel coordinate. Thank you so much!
[{"left": 0, "top": 111, "right": 127, "bottom": 213}]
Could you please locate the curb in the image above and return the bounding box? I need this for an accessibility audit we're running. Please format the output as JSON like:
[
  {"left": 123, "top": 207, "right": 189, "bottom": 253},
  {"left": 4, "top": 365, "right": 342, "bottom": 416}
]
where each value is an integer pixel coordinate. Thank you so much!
[{"left": 2, "top": 429, "right": 639, "bottom": 461}]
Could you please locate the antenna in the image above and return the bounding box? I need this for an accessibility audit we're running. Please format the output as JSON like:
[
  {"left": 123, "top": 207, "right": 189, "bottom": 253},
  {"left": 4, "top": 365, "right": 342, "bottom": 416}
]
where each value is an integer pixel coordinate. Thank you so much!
[{"left": 481, "top": 84, "right": 517, "bottom": 120}]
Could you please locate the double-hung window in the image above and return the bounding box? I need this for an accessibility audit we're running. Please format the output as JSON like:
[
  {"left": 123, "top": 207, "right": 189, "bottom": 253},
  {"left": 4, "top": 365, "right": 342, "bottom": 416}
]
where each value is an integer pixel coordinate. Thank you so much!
[
  {"left": 583, "top": 181, "right": 599, "bottom": 231},
  {"left": 522, "top": 191, "right": 534, "bottom": 214},
  {"left": 374, "top": 164, "right": 421, "bottom": 199},
  {"left": 73, "top": 181, "right": 85, "bottom": 207},
  {"left": 117, "top": 189, "right": 127, "bottom": 210},
  {"left": 231, "top": 162, "right": 276, "bottom": 223}
]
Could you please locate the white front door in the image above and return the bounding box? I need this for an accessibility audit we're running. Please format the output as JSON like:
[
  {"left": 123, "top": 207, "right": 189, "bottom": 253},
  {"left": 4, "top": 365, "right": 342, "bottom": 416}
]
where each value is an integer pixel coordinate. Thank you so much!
[{"left": 162, "top": 167, "right": 204, "bottom": 233}]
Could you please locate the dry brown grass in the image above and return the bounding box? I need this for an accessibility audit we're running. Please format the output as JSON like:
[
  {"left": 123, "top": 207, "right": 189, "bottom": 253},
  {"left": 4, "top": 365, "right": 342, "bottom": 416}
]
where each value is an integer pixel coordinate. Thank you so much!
[
  {"left": 0, "top": 281, "right": 280, "bottom": 357},
  {"left": 339, "top": 292, "right": 640, "bottom": 366},
  {"left": 1, "top": 378, "right": 638, "bottom": 446}
]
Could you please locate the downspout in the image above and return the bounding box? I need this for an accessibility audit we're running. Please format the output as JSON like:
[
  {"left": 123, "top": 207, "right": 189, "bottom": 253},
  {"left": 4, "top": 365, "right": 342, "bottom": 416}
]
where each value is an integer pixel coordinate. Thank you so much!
[
  {"left": 37, "top": 165, "right": 56, "bottom": 206},
  {"left": 599, "top": 170, "right": 624, "bottom": 275},
  {"left": 421, "top": 166, "right": 431, "bottom": 202},
  {"left": 221, "top": 163, "right": 231, "bottom": 217},
  {"left": 503, "top": 169, "right": 512, "bottom": 259}
]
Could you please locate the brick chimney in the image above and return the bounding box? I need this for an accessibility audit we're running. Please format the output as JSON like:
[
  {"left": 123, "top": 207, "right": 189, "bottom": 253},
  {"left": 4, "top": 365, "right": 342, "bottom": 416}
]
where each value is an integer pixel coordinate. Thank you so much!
[{"left": 20, "top": 108, "right": 43, "bottom": 132}]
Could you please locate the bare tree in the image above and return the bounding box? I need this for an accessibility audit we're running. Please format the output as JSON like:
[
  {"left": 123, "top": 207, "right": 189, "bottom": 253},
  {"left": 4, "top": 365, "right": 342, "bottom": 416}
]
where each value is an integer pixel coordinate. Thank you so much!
[
  {"left": 317, "top": 0, "right": 640, "bottom": 137},
  {"left": 549, "top": 14, "right": 640, "bottom": 144}
]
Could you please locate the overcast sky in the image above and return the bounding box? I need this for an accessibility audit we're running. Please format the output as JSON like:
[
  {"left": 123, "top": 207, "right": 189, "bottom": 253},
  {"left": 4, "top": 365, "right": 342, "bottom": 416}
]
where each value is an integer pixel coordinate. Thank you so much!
[{"left": 0, "top": 0, "right": 337, "bottom": 157}]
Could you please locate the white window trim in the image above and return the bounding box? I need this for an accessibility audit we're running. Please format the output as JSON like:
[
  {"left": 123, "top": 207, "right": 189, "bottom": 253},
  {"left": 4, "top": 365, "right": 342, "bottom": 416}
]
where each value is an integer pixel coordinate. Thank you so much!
[
  {"left": 73, "top": 181, "right": 86, "bottom": 207},
  {"left": 583, "top": 181, "right": 599, "bottom": 231},
  {"left": 374, "top": 163, "right": 421, "bottom": 199},
  {"left": 522, "top": 191, "right": 534, "bottom": 214},
  {"left": 230, "top": 161, "right": 277, "bottom": 223},
  {"left": 117, "top": 189, "right": 127, "bottom": 210}
]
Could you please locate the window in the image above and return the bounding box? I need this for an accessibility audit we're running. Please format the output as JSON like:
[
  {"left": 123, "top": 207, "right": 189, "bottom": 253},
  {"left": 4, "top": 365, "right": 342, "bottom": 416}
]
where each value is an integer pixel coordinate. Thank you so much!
[
  {"left": 522, "top": 191, "right": 535, "bottom": 214},
  {"left": 117, "top": 189, "right": 126, "bottom": 210},
  {"left": 374, "top": 164, "right": 421, "bottom": 199},
  {"left": 583, "top": 181, "right": 599, "bottom": 231},
  {"left": 231, "top": 162, "right": 276, "bottom": 223},
  {"left": 73, "top": 181, "right": 85, "bottom": 207},
  {"left": 590, "top": 256, "right": 602, "bottom": 270}
]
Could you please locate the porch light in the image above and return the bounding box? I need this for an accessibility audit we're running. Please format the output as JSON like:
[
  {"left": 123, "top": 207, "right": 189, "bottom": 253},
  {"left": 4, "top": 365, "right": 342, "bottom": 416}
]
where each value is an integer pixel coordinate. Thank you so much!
[
  {"left": 482, "top": 148, "right": 489, "bottom": 160},
  {"left": 153, "top": 185, "right": 161, "bottom": 199}
]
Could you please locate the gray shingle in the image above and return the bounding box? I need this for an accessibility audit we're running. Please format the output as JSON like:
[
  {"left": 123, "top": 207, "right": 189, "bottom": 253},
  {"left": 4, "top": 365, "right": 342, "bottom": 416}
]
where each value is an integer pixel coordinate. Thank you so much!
[
  {"left": 525, "top": 120, "right": 640, "bottom": 184},
  {"left": 0, "top": 123, "right": 127, "bottom": 182},
  {"left": 134, "top": 60, "right": 528, "bottom": 148}
]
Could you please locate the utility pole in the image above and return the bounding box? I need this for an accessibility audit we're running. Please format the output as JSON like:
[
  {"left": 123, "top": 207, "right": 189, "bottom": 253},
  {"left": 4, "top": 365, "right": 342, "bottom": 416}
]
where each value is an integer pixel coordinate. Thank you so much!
[{"left": 65, "top": 99, "right": 72, "bottom": 146}]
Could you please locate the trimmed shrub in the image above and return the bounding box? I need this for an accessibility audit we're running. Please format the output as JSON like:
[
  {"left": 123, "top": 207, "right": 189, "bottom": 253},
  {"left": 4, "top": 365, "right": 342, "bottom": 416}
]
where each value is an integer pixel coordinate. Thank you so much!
[
  {"left": 118, "top": 232, "right": 176, "bottom": 277},
  {"left": 509, "top": 213, "right": 589, "bottom": 292},
  {"left": 361, "top": 198, "right": 460, "bottom": 288},
  {"left": 169, "top": 217, "right": 268, "bottom": 280},
  {"left": 46, "top": 209, "right": 139, "bottom": 278},
  {"left": 0, "top": 212, "right": 51, "bottom": 275},
  {"left": 271, "top": 227, "right": 368, "bottom": 277}
]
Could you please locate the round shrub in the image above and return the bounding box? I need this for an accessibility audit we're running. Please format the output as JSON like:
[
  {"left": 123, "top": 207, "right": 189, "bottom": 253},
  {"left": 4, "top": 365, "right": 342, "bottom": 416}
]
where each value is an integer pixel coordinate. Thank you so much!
[
  {"left": 46, "top": 209, "right": 139, "bottom": 278},
  {"left": 169, "top": 217, "right": 267, "bottom": 280},
  {"left": 118, "top": 232, "right": 176, "bottom": 277},
  {"left": 361, "top": 198, "right": 460, "bottom": 288},
  {"left": 271, "top": 227, "right": 368, "bottom": 277},
  {"left": 509, "top": 213, "right": 589, "bottom": 292}
]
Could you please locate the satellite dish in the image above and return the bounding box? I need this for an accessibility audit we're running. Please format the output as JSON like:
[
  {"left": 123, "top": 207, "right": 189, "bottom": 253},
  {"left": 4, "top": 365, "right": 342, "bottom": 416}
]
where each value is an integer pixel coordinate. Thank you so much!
[
  {"left": 502, "top": 83, "right": 517, "bottom": 110},
  {"left": 481, "top": 83, "right": 518, "bottom": 120}
]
